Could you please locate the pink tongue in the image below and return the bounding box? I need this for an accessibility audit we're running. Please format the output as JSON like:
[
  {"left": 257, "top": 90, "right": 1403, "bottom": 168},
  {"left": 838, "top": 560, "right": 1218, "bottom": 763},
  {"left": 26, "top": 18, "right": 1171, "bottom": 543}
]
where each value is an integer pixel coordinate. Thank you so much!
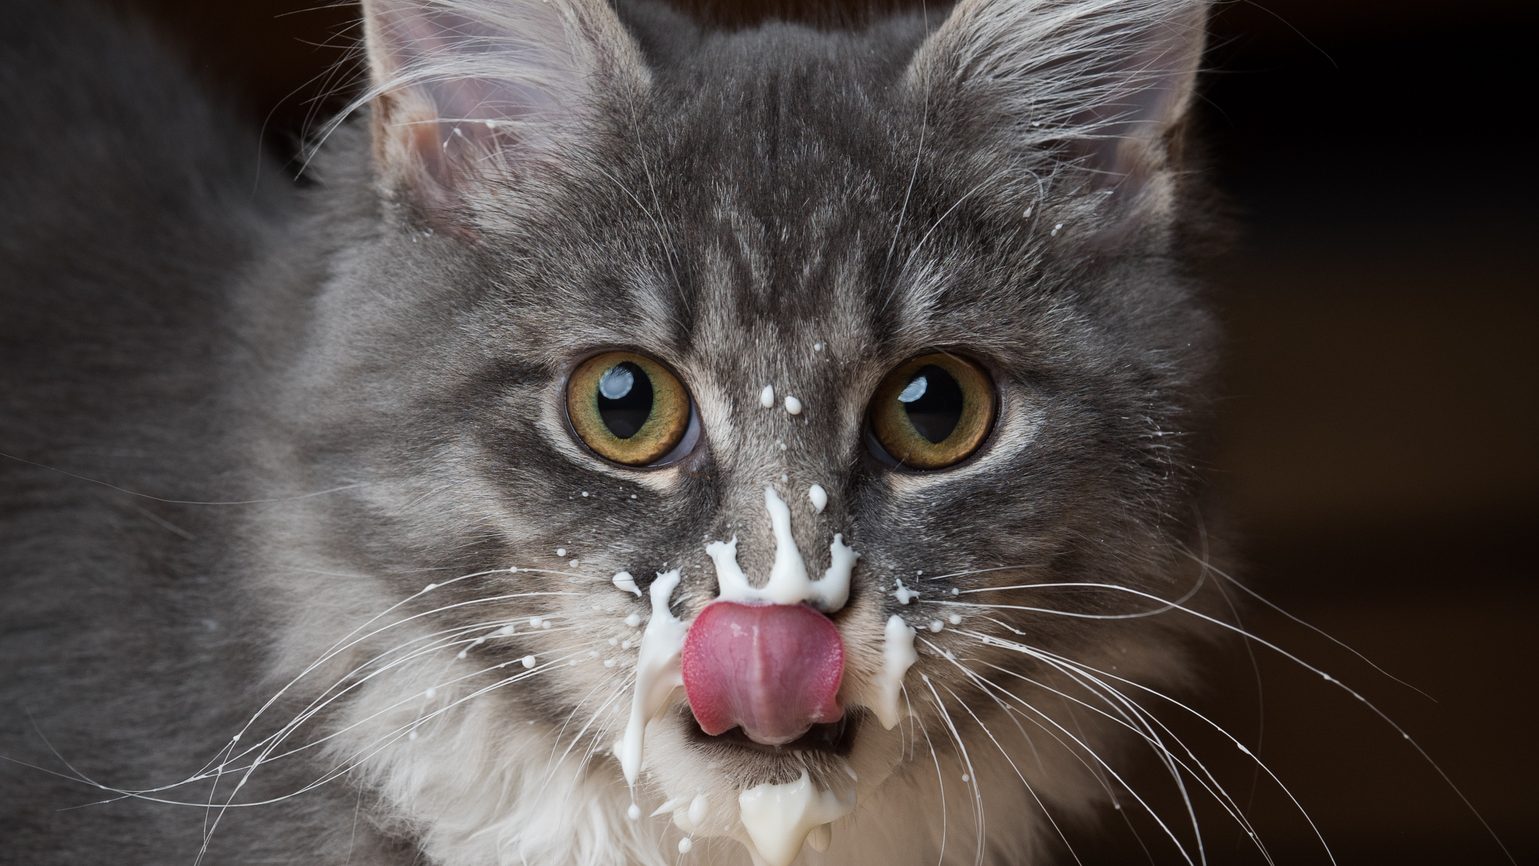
[{"left": 681, "top": 601, "right": 845, "bottom": 746}]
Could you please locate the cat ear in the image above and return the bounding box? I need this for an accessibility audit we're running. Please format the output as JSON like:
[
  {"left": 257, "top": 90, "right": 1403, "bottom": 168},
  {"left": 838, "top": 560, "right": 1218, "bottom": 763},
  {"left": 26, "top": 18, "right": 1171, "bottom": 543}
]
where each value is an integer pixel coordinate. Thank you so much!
[
  {"left": 908, "top": 0, "right": 1209, "bottom": 204},
  {"left": 360, "top": 0, "right": 648, "bottom": 211}
]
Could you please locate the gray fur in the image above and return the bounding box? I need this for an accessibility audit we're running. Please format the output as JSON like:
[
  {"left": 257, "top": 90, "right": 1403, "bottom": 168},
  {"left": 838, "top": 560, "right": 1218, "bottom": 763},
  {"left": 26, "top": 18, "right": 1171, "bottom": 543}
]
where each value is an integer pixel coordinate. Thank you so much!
[{"left": 1, "top": 0, "right": 1223, "bottom": 863}]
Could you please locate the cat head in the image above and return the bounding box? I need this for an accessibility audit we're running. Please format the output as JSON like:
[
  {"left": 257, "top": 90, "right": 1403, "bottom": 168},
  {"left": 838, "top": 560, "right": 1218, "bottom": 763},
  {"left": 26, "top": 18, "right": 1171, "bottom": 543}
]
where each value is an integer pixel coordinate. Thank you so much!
[{"left": 283, "top": 0, "right": 1219, "bottom": 860}]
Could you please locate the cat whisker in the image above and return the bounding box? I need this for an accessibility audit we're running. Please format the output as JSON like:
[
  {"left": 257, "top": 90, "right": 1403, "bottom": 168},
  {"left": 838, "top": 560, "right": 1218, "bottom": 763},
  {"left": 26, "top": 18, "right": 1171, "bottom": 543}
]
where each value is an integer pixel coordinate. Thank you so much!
[
  {"left": 584, "top": 159, "right": 693, "bottom": 334},
  {"left": 927, "top": 642, "right": 1200, "bottom": 865},
  {"left": 882, "top": 172, "right": 1001, "bottom": 317},
  {"left": 923, "top": 642, "right": 1193, "bottom": 866},
  {"left": 212, "top": 580, "right": 583, "bottom": 750},
  {"left": 929, "top": 676, "right": 1089, "bottom": 866},
  {"left": 1028, "top": 653, "right": 1272, "bottom": 866},
  {"left": 540, "top": 668, "right": 636, "bottom": 792},
  {"left": 947, "top": 570, "right": 1507, "bottom": 854},
  {"left": 188, "top": 587, "right": 577, "bottom": 779},
  {"left": 53, "top": 642, "right": 581, "bottom": 820},
  {"left": 238, "top": 620, "right": 579, "bottom": 774},
  {"left": 957, "top": 629, "right": 1322, "bottom": 865},
  {"left": 883, "top": 0, "right": 931, "bottom": 277},
  {"left": 192, "top": 641, "right": 606, "bottom": 865},
  {"left": 550, "top": 678, "right": 637, "bottom": 815},
  {"left": 991, "top": 649, "right": 1257, "bottom": 866},
  {"left": 919, "top": 675, "right": 986, "bottom": 866},
  {"left": 1175, "top": 542, "right": 1430, "bottom": 698},
  {"left": 210, "top": 565, "right": 523, "bottom": 747},
  {"left": 904, "top": 684, "right": 950, "bottom": 866}
]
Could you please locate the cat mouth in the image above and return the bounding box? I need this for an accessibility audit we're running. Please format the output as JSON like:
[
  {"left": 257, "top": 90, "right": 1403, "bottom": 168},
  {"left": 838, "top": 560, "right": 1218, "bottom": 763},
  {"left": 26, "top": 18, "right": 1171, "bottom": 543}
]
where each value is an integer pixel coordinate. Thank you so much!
[{"left": 681, "top": 707, "right": 862, "bottom": 759}]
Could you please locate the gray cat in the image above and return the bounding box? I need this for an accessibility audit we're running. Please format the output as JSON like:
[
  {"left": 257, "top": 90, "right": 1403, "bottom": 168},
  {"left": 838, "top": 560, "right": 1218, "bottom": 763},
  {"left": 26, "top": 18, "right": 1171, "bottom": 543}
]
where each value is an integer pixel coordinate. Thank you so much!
[{"left": 0, "top": 0, "right": 1227, "bottom": 863}]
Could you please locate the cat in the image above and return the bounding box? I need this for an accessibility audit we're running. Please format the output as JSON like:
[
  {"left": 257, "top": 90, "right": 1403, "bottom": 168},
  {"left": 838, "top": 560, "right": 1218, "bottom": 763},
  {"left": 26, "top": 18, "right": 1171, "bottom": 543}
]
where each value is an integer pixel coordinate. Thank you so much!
[{"left": 0, "top": 0, "right": 1228, "bottom": 863}]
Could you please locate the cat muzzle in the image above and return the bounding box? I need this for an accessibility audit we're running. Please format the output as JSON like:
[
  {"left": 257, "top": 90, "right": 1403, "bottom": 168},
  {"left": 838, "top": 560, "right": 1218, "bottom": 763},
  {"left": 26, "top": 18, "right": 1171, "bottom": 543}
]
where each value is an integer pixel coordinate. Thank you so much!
[{"left": 680, "top": 601, "right": 845, "bottom": 746}]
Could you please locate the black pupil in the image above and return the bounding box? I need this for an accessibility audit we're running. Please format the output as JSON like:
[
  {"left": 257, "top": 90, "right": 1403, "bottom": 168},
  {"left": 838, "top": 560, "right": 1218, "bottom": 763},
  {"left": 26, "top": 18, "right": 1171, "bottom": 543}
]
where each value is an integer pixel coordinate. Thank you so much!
[
  {"left": 596, "top": 362, "right": 654, "bottom": 439},
  {"left": 899, "top": 364, "right": 964, "bottom": 443}
]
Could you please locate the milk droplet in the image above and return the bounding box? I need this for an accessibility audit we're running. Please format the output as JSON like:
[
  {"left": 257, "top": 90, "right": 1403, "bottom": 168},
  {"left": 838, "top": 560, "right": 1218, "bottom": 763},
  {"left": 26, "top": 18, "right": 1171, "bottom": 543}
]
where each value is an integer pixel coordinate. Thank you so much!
[
  {"left": 627, "top": 803, "right": 641, "bottom": 820},
  {"left": 807, "top": 484, "right": 828, "bottom": 514},
  {"left": 948, "top": 614, "right": 962, "bottom": 625},
  {"left": 624, "top": 613, "right": 643, "bottom": 628},
  {"left": 872, "top": 616, "right": 918, "bottom": 729},
  {"left": 555, "top": 548, "right": 566, "bottom": 558},
  {"left": 928, "top": 619, "right": 944, "bottom": 632},
  {"left": 759, "top": 384, "right": 775, "bottom": 408},
  {"left": 678, "top": 838, "right": 694, "bottom": 854},
  {"left": 783, "top": 395, "right": 803, "bottom": 415},
  {"left": 521, "top": 655, "right": 536, "bottom": 669}
]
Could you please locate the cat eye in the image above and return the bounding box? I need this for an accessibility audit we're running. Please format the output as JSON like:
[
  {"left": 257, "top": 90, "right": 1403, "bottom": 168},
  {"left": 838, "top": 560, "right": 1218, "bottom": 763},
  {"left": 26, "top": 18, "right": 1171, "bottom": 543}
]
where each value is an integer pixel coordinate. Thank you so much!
[
  {"left": 867, "top": 352, "right": 996, "bottom": 470},
  {"left": 566, "top": 351, "right": 694, "bottom": 466}
]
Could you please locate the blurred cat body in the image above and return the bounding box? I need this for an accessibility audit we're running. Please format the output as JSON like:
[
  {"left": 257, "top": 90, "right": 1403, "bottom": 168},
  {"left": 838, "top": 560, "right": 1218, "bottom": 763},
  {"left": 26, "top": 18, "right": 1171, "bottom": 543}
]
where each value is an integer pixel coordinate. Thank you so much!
[{"left": 0, "top": 1, "right": 1222, "bottom": 864}]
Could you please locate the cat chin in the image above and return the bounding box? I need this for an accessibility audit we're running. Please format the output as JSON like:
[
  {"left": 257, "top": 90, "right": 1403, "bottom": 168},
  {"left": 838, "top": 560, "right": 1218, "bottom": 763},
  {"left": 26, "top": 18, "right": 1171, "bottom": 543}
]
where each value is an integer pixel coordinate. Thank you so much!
[
  {"left": 333, "top": 661, "right": 1085, "bottom": 866},
  {"left": 634, "top": 708, "right": 906, "bottom": 847}
]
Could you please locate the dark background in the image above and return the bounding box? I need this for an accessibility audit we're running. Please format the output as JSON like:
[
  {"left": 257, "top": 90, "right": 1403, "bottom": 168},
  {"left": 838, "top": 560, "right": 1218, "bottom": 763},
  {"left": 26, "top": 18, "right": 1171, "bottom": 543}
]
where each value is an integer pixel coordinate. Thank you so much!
[{"left": 105, "top": 0, "right": 1538, "bottom": 862}]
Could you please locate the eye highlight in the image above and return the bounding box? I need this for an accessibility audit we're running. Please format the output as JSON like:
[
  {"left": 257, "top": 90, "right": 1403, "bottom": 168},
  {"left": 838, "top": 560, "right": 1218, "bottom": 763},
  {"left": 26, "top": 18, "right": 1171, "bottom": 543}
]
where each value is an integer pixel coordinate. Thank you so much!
[
  {"left": 868, "top": 352, "right": 995, "bottom": 469},
  {"left": 567, "top": 351, "right": 692, "bottom": 466}
]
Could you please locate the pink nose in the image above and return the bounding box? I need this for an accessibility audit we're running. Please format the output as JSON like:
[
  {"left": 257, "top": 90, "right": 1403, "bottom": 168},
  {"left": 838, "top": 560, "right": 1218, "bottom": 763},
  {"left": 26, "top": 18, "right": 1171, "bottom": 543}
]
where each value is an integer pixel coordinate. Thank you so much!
[{"left": 680, "top": 601, "right": 845, "bottom": 746}]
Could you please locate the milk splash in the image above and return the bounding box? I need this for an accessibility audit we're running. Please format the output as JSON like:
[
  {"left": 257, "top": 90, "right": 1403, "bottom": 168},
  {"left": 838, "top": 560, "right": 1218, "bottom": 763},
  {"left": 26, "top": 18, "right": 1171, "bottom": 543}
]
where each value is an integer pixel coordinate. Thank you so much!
[
  {"left": 616, "top": 569, "right": 687, "bottom": 785},
  {"left": 871, "top": 615, "right": 917, "bottom": 729},
  {"left": 705, "top": 487, "right": 859, "bottom": 612},
  {"left": 738, "top": 769, "right": 857, "bottom": 866}
]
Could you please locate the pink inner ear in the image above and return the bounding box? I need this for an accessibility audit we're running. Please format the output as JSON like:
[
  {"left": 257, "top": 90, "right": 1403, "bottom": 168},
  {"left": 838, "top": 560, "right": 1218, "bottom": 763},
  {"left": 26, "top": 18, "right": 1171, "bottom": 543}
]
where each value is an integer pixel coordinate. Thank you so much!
[
  {"left": 681, "top": 602, "right": 845, "bottom": 746},
  {"left": 365, "top": 0, "right": 604, "bottom": 198}
]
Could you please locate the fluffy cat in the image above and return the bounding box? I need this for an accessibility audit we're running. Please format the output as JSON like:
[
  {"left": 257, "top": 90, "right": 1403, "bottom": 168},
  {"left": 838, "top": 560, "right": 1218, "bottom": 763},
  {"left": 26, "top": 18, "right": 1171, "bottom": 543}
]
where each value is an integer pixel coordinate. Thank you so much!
[{"left": 0, "top": 0, "right": 1227, "bottom": 863}]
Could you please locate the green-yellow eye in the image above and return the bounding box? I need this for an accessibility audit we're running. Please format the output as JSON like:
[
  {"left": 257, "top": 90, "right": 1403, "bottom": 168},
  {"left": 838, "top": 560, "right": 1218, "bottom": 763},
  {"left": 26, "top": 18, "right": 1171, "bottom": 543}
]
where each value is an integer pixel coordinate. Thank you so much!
[
  {"left": 567, "top": 351, "right": 691, "bottom": 466},
  {"left": 869, "top": 352, "right": 995, "bottom": 469}
]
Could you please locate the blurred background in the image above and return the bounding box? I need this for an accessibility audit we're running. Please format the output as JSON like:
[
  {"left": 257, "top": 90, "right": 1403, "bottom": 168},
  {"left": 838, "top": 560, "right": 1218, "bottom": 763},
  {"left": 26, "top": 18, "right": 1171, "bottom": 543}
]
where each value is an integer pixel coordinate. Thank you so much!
[{"left": 104, "top": 0, "right": 1538, "bottom": 862}]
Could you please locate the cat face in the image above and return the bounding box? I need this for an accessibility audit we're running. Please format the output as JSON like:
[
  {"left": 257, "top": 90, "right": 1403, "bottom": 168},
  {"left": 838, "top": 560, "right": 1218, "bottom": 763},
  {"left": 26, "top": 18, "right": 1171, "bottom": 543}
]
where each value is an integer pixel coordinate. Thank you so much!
[{"left": 286, "top": 0, "right": 1218, "bottom": 861}]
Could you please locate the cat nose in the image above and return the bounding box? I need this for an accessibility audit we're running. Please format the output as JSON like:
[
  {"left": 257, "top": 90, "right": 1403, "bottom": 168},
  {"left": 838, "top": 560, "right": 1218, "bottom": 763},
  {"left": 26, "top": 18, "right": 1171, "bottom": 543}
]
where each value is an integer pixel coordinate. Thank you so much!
[{"left": 680, "top": 601, "right": 844, "bottom": 745}]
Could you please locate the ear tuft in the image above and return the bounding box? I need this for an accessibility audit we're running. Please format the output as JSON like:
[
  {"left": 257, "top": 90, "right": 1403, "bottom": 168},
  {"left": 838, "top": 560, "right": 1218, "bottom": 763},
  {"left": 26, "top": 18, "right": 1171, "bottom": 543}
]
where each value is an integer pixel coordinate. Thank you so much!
[
  {"left": 909, "top": 0, "right": 1210, "bottom": 201},
  {"left": 359, "top": 0, "right": 648, "bottom": 211}
]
